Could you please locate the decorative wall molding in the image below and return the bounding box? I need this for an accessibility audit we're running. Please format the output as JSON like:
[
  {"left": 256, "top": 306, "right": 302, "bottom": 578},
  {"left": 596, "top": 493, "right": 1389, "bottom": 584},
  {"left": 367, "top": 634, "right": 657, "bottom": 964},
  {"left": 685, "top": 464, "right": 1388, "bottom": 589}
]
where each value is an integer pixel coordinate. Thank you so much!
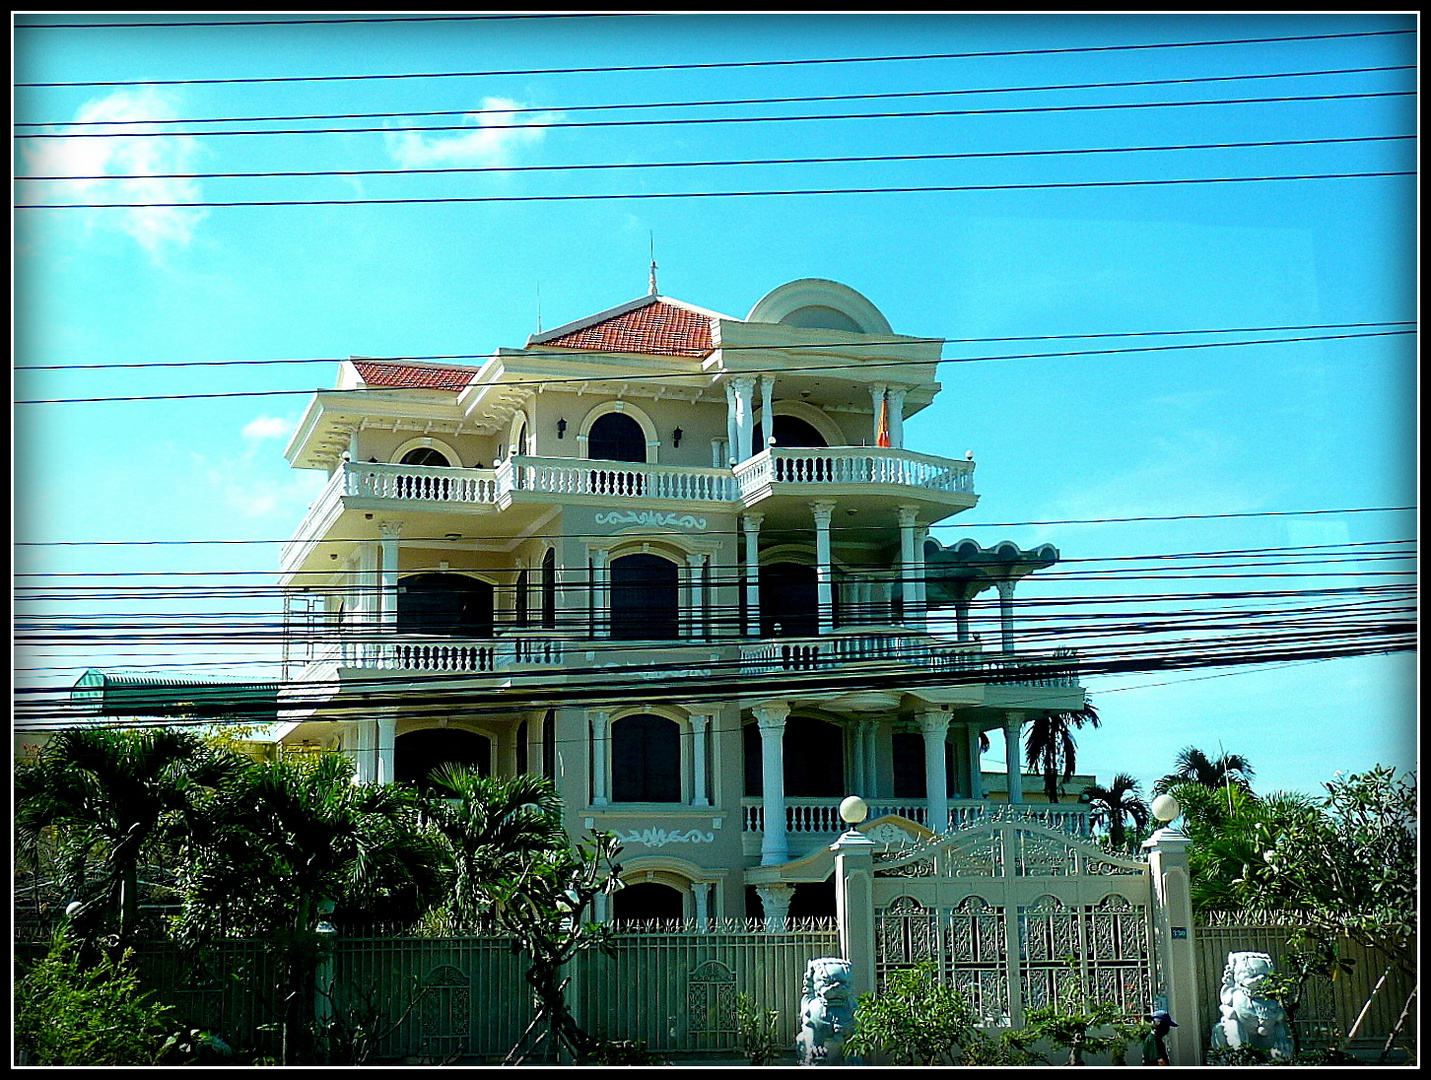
[
  {"left": 617, "top": 826, "right": 717, "bottom": 848},
  {"left": 595, "top": 509, "right": 708, "bottom": 530}
]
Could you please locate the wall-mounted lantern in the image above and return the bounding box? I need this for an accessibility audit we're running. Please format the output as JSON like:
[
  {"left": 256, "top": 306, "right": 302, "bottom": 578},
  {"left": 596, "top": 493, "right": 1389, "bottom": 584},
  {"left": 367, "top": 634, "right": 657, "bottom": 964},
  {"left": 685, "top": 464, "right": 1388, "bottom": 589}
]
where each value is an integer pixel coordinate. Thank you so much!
[
  {"left": 672, "top": 427, "right": 683, "bottom": 448},
  {"left": 557, "top": 418, "right": 568, "bottom": 439}
]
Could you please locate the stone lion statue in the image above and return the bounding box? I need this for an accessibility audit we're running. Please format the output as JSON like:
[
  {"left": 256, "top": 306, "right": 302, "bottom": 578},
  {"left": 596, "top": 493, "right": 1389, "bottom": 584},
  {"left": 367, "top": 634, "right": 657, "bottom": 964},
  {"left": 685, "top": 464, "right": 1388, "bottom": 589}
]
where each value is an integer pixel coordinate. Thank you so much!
[
  {"left": 1209, "top": 950, "right": 1294, "bottom": 1059},
  {"left": 796, "top": 957, "right": 858, "bottom": 1066}
]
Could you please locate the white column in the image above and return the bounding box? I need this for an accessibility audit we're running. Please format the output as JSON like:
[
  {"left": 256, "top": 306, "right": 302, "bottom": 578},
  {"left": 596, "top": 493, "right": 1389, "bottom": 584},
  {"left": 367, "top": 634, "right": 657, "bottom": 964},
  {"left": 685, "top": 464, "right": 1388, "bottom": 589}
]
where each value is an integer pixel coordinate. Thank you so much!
[
  {"left": 694, "top": 881, "right": 712, "bottom": 930},
  {"left": 919, "top": 711, "right": 950, "bottom": 833},
  {"left": 914, "top": 524, "right": 929, "bottom": 630},
  {"left": 812, "top": 501, "right": 836, "bottom": 635},
  {"left": 376, "top": 713, "right": 397, "bottom": 786},
  {"left": 897, "top": 505, "right": 918, "bottom": 629},
  {"left": 733, "top": 376, "right": 757, "bottom": 462},
  {"left": 378, "top": 521, "right": 402, "bottom": 629},
  {"left": 968, "top": 726, "right": 984, "bottom": 800},
  {"left": 683, "top": 553, "right": 707, "bottom": 640},
  {"left": 955, "top": 598, "right": 971, "bottom": 642},
  {"left": 887, "top": 386, "right": 907, "bottom": 449},
  {"left": 1003, "top": 713, "right": 1024, "bottom": 804},
  {"left": 755, "top": 882, "right": 794, "bottom": 932},
  {"left": 997, "top": 579, "right": 1016, "bottom": 653},
  {"left": 689, "top": 711, "right": 712, "bottom": 806},
  {"left": 760, "top": 375, "right": 775, "bottom": 447},
  {"left": 868, "top": 383, "right": 887, "bottom": 444},
  {"left": 832, "top": 829, "right": 877, "bottom": 1001},
  {"left": 743, "top": 513, "right": 763, "bottom": 636},
  {"left": 591, "top": 548, "right": 610, "bottom": 639},
  {"left": 724, "top": 382, "right": 738, "bottom": 464},
  {"left": 590, "top": 709, "right": 610, "bottom": 806},
  {"left": 754, "top": 702, "right": 790, "bottom": 866}
]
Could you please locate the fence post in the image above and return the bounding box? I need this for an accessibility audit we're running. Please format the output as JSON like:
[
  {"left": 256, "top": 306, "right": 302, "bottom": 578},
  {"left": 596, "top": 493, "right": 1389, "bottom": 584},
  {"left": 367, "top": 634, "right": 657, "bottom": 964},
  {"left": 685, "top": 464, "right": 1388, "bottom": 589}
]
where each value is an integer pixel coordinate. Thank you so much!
[
  {"left": 1143, "top": 827, "right": 1200, "bottom": 1065},
  {"left": 314, "top": 901, "right": 338, "bottom": 1061},
  {"left": 832, "top": 827, "right": 878, "bottom": 1006}
]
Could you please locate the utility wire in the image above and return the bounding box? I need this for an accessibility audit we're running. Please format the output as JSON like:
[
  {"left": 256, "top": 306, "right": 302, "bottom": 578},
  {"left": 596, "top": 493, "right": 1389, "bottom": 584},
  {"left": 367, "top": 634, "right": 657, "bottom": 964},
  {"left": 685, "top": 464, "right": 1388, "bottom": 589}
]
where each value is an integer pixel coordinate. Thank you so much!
[{"left": 15, "top": 29, "right": 1415, "bottom": 88}]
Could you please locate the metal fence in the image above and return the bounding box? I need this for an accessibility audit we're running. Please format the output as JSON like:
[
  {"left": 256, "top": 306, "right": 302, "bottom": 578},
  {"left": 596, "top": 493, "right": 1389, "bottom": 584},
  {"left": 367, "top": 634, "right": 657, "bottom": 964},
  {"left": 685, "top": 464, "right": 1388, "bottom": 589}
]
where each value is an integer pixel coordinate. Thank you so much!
[{"left": 1194, "top": 913, "right": 1416, "bottom": 1062}]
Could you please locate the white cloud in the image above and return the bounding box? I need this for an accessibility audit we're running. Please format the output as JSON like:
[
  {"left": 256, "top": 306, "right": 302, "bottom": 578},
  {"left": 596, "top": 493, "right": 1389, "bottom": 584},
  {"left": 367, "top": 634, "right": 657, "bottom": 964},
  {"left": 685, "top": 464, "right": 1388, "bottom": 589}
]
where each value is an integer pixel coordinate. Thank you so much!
[
  {"left": 384, "top": 97, "right": 558, "bottom": 168},
  {"left": 241, "top": 415, "right": 295, "bottom": 442},
  {"left": 18, "top": 87, "right": 208, "bottom": 257}
]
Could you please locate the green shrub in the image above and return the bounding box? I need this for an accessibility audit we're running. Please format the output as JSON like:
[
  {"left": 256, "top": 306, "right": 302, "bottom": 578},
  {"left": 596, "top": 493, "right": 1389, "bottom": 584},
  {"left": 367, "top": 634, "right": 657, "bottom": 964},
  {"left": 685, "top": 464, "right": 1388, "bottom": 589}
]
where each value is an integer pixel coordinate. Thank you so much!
[
  {"left": 735, "top": 993, "right": 785, "bottom": 1065},
  {"left": 842, "top": 962, "right": 977, "bottom": 1065},
  {"left": 15, "top": 932, "right": 172, "bottom": 1065}
]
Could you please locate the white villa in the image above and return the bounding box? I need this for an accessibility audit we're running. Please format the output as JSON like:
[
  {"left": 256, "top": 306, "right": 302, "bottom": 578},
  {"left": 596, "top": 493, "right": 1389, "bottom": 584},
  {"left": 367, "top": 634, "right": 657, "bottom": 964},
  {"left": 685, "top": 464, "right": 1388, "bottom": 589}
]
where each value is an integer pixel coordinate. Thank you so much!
[{"left": 272, "top": 277, "right": 1093, "bottom": 924}]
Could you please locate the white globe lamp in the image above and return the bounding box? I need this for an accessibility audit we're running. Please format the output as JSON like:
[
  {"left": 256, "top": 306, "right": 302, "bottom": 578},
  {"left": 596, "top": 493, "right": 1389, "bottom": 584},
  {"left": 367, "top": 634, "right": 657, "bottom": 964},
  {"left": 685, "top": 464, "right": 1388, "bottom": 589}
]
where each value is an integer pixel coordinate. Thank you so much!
[
  {"left": 839, "top": 795, "right": 869, "bottom": 826},
  {"left": 1151, "top": 793, "right": 1181, "bottom": 824}
]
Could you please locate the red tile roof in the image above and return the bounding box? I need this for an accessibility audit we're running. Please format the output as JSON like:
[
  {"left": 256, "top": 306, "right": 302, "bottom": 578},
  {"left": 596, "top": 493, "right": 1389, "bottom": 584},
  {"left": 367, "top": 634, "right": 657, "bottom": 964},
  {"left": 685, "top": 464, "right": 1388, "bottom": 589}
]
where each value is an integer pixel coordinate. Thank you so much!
[
  {"left": 540, "top": 299, "right": 714, "bottom": 358},
  {"left": 352, "top": 360, "right": 478, "bottom": 391}
]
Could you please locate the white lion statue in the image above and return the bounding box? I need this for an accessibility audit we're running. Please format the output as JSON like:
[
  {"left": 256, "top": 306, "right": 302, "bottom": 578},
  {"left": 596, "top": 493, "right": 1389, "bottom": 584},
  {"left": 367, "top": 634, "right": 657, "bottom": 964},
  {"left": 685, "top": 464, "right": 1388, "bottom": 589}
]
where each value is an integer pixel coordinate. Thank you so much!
[
  {"left": 1209, "top": 950, "right": 1295, "bottom": 1059},
  {"left": 796, "top": 957, "right": 858, "bottom": 1066}
]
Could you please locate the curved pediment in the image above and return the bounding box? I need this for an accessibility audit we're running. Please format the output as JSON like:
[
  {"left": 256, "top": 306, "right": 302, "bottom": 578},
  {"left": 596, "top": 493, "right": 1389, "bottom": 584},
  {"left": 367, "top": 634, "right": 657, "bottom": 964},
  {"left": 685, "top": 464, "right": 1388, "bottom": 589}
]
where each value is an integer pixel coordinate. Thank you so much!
[{"left": 746, "top": 279, "right": 894, "bottom": 336}]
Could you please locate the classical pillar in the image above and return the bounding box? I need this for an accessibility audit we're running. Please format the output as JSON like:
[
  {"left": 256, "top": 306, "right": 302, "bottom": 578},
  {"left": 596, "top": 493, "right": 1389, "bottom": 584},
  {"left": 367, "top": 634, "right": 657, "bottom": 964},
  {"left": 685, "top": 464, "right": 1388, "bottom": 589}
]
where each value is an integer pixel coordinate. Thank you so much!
[
  {"left": 913, "top": 524, "right": 929, "bottom": 630},
  {"left": 375, "top": 713, "right": 397, "bottom": 786},
  {"left": 997, "top": 578, "right": 1016, "bottom": 653},
  {"left": 733, "top": 376, "right": 757, "bottom": 462},
  {"left": 694, "top": 881, "right": 713, "bottom": 930},
  {"left": 1144, "top": 827, "right": 1200, "bottom": 1065},
  {"left": 1003, "top": 713, "right": 1024, "bottom": 804},
  {"left": 897, "top": 506, "right": 918, "bottom": 629},
  {"left": 683, "top": 553, "right": 707, "bottom": 639},
  {"left": 377, "top": 521, "right": 402, "bottom": 630},
  {"left": 689, "top": 711, "right": 712, "bottom": 806},
  {"left": 760, "top": 375, "right": 775, "bottom": 448},
  {"left": 742, "top": 513, "right": 763, "bottom": 636},
  {"left": 967, "top": 726, "right": 984, "bottom": 800},
  {"left": 755, "top": 883, "right": 794, "bottom": 932},
  {"left": 724, "top": 382, "right": 738, "bottom": 464},
  {"left": 832, "top": 826, "right": 878, "bottom": 1002},
  {"left": 919, "top": 712, "right": 951, "bottom": 833},
  {"left": 863, "top": 721, "right": 881, "bottom": 796},
  {"left": 955, "top": 597, "right": 971, "bottom": 642},
  {"left": 812, "top": 501, "right": 836, "bottom": 635},
  {"left": 753, "top": 702, "right": 791, "bottom": 866},
  {"left": 591, "top": 548, "right": 610, "bottom": 639},
  {"left": 868, "top": 383, "right": 887, "bottom": 445},
  {"left": 887, "top": 386, "right": 907, "bottom": 449},
  {"left": 589, "top": 709, "right": 610, "bottom": 806}
]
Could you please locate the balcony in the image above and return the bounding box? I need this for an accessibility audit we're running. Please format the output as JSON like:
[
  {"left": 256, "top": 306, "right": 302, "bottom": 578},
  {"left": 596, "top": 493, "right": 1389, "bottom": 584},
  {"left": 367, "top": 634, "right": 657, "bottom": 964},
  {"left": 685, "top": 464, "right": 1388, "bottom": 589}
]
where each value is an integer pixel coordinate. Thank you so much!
[
  {"left": 285, "top": 630, "right": 570, "bottom": 682},
  {"left": 741, "top": 797, "right": 1092, "bottom": 839},
  {"left": 734, "top": 446, "right": 976, "bottom": 505}
]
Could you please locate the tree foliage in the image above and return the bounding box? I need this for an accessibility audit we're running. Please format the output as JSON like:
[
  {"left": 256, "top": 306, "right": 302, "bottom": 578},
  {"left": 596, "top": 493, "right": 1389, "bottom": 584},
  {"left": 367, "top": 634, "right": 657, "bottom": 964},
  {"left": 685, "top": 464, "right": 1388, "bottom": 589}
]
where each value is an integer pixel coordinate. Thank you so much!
[
  {"left": 1153, "top": 744, "right": 1255, "bottom": 795},
  {"left": 842, "top": 962, "right": 978, "bottom": 1065},
  {"left": 1082, "top": 771, "right": 1150, "bottom": 851},
  {"left": 1023, "top": 704, "right": 1100, "bottom": 803}
]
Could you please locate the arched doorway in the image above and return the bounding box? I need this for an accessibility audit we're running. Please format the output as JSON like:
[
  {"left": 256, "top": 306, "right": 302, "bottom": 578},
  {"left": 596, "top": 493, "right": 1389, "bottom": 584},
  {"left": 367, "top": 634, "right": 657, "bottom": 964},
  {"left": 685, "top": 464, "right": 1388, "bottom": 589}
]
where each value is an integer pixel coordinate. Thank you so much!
[
  {"left": 754, "top": 414, "right": 828, "bottom": 449},
  {"left": 610, "top": 553, "right": 680, "bottom": 640},
  {"left": 398, "top": 573, "right": 495, "bottom": 638},
  {"left": 395, "top": 728, "right": 491, "bottom": 790},
  {"left": 742, "top": 715, "right": 844, "bottom": 798},
  {"left": 588, "top": 412, "right": 647, "bottom": 462},
  {"left": 612, "top": 881, "right": 685, "bottom": 924},
  {"left": 400, "top": 447, "right": 450, "bottom": 468},
  {"left": 610, "top": 713, "right": 682, "bottom": 803},
  {"left": 759, "top": 561, "right": 818, "bottom": 637}
]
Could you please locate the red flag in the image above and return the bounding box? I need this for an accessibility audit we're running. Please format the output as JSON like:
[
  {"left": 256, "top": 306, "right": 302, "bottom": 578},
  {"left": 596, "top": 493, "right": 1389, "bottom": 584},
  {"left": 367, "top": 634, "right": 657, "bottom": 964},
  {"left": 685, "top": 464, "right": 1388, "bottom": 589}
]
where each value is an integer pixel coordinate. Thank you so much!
[{"left": 876, "top": 391, "right": 892, "bottom": 448}]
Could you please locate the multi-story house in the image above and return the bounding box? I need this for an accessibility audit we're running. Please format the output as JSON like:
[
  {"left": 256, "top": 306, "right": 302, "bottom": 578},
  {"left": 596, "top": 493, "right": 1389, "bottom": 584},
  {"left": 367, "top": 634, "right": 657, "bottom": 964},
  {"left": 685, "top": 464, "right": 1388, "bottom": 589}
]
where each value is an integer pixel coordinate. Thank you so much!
[{"left": 274, "top": 277, "right": 1090, "bottom": 925}]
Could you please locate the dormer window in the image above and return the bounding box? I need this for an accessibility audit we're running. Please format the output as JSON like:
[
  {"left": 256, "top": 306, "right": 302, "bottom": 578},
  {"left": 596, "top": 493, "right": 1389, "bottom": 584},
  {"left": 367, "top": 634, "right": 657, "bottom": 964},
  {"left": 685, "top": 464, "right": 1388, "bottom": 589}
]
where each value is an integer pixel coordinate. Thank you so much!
[{"left": 400, "top": 447, "right": 450, "bottom": 468}]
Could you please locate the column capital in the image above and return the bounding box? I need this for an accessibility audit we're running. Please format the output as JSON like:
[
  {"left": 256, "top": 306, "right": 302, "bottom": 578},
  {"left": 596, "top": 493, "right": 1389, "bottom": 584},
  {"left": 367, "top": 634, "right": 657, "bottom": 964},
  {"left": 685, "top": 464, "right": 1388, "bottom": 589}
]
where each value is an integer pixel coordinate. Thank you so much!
[
  {"left": 996, "top": 578, "right": 1016, "bottom": 600},
  {"left": 896, "top": 505, "right": 920, "bottom": 528},
  {"left": 810, "top": 500, "right": 836, "bottom": 525},
  {"left": 752, "top": 700, "right": 791, "bottom": 731},
  {"left": 588, "top": 709, "right": 610, "bottom": 727},
  {"left": 868, "top": 383, "right": 888, "bottom": 402},
  {"left": 687, "top": 711, "right": 712, "bottom": 731},
  {"left": 732, "top": 375, "right": 758, "bottom": 393},
  {"left": 377, "top": 520, "right": 404, "bottom": 539},
  {"left": 742, "top": 512, "right": 764, "bottom": 532},
  {"left": 918, "top": 711, "right": 951, "bottom": 738},
  {"left": 686, "top": 552, "right": 707, "bottom": 568}
]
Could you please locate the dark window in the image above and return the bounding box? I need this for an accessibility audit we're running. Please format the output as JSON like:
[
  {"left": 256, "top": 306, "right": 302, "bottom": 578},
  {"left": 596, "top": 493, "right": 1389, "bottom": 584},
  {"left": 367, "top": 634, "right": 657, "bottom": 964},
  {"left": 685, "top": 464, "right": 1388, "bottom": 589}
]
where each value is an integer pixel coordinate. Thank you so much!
[
  {"left": 610, "top": 553, "right": 679, "bottom": 640},
  {"left": 611, "top": 713, "right": 682, "bottom": 803},
  {"left": 587, "top": 411, "right": 647, "bottom": 462},
  {"left": 541, "top": 548, "right": 557, "bottom": 630},
  {"left": 542, "top": 710, "right": 556, "bottom": 780},
  {"left": 892, "top": 732, "right": 926, "bottom": 799},
  {"left": 397, "top": 573, "right": 495, "bottom": 638},
  {"left": 760, "top": 562, "right": 818, "bottom": 637},
  {"left": 789, "top": 877, "right": 836, "bottom": 921},
  {"left": 613, "top": 881, "right": 684, "bottom": 923},
  {"left": 784, "top": 716, "right": 844, "bottom": 797},
  {"left": 400, "top": 447, "right": 450, "bottom": 468},
  {"left": 743, "top": 722, "right": 762, "bottom": 797},
  {"left": 395, "top": 728, "right": 490, "bottom": 791},
  {"left": 516, "top": 720, "right": 529, "bottom": 775},
  {"left": 515, "top": 568, "right": 529, "bottom": 627},
  {"left": 754, "top": 414, "right": 828, "bottom": 449}
]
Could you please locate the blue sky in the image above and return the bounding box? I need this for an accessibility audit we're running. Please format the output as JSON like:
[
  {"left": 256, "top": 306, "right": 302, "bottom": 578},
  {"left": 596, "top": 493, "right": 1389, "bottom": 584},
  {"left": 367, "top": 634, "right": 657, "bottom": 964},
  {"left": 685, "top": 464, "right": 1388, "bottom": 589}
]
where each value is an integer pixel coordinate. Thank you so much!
[{"left": 14, "top": 13, "right": 1417, "bottom": 802}]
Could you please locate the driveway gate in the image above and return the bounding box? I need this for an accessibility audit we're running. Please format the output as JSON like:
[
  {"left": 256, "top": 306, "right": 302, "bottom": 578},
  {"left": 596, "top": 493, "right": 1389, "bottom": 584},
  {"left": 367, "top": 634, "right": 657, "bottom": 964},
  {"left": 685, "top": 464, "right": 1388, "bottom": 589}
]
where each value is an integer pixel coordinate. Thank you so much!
[{"left": 872, "top": 817, "right": 1157, "bottom": 1028}]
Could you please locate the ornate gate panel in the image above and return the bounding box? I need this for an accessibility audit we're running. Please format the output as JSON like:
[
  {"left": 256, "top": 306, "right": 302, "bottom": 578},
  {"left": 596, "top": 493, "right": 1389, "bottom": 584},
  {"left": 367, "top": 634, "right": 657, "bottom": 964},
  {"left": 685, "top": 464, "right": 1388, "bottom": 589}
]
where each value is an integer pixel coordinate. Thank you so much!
[{"left": 872, "top": 816, "right": 1156, "bottom": 1028}]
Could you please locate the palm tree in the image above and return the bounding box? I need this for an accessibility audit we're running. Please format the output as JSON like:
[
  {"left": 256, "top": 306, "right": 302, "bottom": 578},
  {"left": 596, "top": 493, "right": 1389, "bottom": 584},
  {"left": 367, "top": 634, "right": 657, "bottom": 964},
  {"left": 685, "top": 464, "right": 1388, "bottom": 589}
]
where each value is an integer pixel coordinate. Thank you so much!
[
  {"left": 15, "top": 726, "right": 239, "bottom": 947},
  {"left": 1081, "top": 773, "right": 1150, "bottom": 851},
  {"left": 1153, "top": 746, "right": 1255, "bottom": 796},
  {"left": 1022, "top": 704, "right": 1101, "bottom": 804}
]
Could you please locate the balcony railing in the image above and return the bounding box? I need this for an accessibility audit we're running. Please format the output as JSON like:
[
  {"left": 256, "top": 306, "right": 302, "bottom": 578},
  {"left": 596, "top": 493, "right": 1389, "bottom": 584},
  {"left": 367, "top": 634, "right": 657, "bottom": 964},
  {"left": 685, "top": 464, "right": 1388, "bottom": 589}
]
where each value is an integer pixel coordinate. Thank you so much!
[
  {"left": 499, "top": 456, "right": 737, "bottom": 502},
  {"left": 734, "top": 447, "right": 976, "bottom": 499},
  {"left": 289, "top": 631, "right": 571, "bottom": 677},
  {"left": 741, "top": 797, "right": 1092, "bottom": 837}
]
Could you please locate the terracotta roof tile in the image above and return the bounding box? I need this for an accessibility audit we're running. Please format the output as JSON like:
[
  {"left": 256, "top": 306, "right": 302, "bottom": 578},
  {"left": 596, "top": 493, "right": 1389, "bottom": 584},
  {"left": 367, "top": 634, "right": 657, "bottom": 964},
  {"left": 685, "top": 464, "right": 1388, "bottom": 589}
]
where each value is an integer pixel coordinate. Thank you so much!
[
  {"left": 542, "top": 299, "right": 714, "bottom": 358},
  {"left": 352, "top": 360, "right": 478, "bottom": 391}
]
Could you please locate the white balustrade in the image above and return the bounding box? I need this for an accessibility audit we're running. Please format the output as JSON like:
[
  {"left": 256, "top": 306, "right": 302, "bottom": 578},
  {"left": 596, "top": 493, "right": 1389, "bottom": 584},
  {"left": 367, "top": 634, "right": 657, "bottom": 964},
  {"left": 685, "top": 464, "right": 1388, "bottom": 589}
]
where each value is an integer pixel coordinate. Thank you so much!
[
  {"left": 502, "top": 456, "right": 736, "bottom": 502},
  {"left": 741, "top": 797, "right": 1091, "bottom": 837},
  {"left": 735, "top": 447, "right": 976, "bottom": 499},
  {"left": 347, "top": 462, "right": 500, "bottom": 504},
  {"left": 739, "top": 632, "right": 982, "bottom": 676}
]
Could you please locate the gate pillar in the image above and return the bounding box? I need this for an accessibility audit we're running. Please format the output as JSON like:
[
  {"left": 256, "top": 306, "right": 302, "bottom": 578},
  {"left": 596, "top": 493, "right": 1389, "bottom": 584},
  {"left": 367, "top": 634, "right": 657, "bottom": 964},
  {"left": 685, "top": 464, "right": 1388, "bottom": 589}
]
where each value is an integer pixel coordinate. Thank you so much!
[
  {"left": 833, "top": 828, "right": 878, "bottom": 1004},
  {"left": 1144, "top": 827, "right": 1199, "bottom": 1065}
]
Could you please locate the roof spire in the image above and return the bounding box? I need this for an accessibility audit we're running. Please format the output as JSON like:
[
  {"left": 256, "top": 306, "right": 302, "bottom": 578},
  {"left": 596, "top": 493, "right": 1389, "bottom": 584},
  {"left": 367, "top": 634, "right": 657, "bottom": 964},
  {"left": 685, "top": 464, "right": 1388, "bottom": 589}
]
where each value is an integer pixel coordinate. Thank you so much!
[
  {"left": 648, "top": 231, "right": 658, "bottom": 296},
  {"left": 535, "top": 283, "right": 542, "bottom": 334}
]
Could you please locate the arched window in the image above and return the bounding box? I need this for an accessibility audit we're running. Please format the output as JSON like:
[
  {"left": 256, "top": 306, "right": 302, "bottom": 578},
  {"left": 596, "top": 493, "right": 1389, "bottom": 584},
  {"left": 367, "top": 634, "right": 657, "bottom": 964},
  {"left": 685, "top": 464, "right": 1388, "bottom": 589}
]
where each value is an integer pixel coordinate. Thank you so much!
[
  {"left": 395, "top": 728, "right": 491, "bottom": 791},
  {"left": 611, "top": 713, "right": 681, "bottom": 803},
  {"left": 541, "top": 709, "right": 556, "bottom": 780},
  {"left": 613, "top": 881, "right": 685, "bottom": 923},
  {"left": 541, "top": 549, "right": 557, "bottom": 630},
  {"left": 753, "top": 414, "right": 828, "bottom": 449},
  {"left": 610, "top": 553, "right": 679, "bottom": 640},
  {"left": 400, "top": 447, "right": 451, "bottom": 468},
  {"left": 397, "top": 573, "right": 495, "bottom": 638},
  {"left": 759, "top": 561, "right": 818, "bottom": 637},
  {"left": 743, "top": 715, "right": 845, "bottom": 798},
  {"left": 588, "top": 411, "right": 646, "bottom": 462}
]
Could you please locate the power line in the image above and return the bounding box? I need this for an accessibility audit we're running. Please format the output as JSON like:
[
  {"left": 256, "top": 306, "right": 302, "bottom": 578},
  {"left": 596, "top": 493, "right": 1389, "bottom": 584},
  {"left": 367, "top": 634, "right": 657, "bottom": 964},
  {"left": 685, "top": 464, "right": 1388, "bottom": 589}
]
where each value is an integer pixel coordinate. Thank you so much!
[
  {"left": 14, "top": 328, "right": 1416, "bottom": 405},
  {"left": 15, "top": 13, "right": 625, "bottom": 30},
  {"left": 14, "top": 90, "right": 1416, "bottom": 141},
  {"left": 17, "top": 66, "right": 1412, "bottom": 131},
  {"left": 15, "top": 29, "right": 1414, "bottom": 88}
]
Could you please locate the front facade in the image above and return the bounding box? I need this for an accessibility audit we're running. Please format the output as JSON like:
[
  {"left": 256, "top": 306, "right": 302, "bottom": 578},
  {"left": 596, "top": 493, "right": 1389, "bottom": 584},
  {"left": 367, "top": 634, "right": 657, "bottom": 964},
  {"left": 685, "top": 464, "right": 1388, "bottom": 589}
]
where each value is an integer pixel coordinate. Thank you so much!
[{"left": 275, "top": 277, "right": 1091, "bottom": 925}]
